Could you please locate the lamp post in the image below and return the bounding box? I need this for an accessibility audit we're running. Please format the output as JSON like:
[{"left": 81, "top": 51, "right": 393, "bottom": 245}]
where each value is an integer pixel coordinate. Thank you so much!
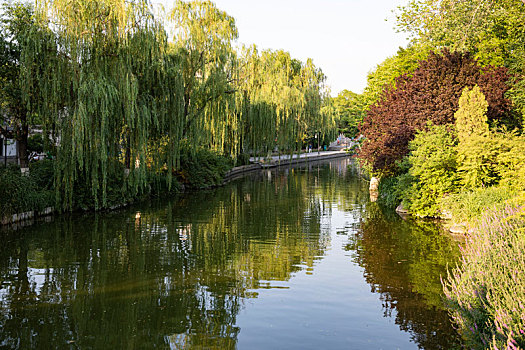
[
  {"left": 316, "top": 132, "right": 320, "bottom": 155},
  {"left": 3, "top": 136, "right": 6, "bottom": 167}
]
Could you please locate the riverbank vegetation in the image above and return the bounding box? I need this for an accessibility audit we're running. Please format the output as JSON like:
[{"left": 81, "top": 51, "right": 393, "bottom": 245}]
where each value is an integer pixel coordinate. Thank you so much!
[
  {"left": 0, "top": 0, "right": 336, "bottom": 213},
  {"left": 344, "top": 0, "right": 525, "bottom": 348}
]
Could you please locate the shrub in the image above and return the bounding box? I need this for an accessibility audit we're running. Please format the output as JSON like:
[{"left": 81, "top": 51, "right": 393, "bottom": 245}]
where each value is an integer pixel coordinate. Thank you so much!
[
  {"left": 443, "top": 205, "right": 525, "bottom": 349},
  {"left": 404, "top": 124, "right": 459, "bottom": 217},
  {"left": 29, "top": 159, "right": 54, "bottom": 189},
  {"left": 455, "top": 86, "right": 502, "bottom": 189},
  {"left": 177, "top": 148, "right": 233, "bottom": 189},
  {"left": 494, "top": 131, "right": 525, "bottom": 190},
  {"left": 455, "top": 85, "right": 489, "bottom": 142},
  {"left": 377, "top": 176, "right": 403, "bottom": 209},
  {"left": 0, "top": 165, "right": 54, "bottom": 218},
  {"left": 377, "top": 158, "right": 413, "bottom": 209},
  {"left": 440, "top": 186, "right": 519, "bottom": 226},
  {"left": 67, "top": 161, "right": 137, "bottom": 211},
  {"left": 457, "top": 134, "right": 502, "bottom": 189},
  {"left": 455, "top": 130, "right": 525, "bottom": 192}
]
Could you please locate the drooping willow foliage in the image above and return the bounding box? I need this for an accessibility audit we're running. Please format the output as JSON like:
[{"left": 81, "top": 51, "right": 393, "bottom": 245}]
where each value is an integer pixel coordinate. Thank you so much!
[
  {"left": 167, "top": 0, "right": 240, "bottom": 157},
  {"left": 14, "top": 0, "right": 335, "bottom": 211},
  {"left": 22, "top": 0, "right": 185, "bottom": 210},
  {"left": 237, "top": 46, "right": 335, "bottom": 157}
]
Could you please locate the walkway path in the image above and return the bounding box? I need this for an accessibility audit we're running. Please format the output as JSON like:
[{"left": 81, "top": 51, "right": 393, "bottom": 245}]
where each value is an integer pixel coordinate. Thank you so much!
[
  {"left": 249, "top": 150, "right": 348, "bottom": 166},
  {"left": 223, "top": 150, "right": 350, "bottom": 184}
]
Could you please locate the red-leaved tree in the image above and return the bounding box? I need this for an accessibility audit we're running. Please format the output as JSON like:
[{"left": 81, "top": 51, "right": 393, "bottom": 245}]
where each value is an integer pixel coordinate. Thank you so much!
[{"left": 359, "top": 50, "right": 512, "bottom": 174}]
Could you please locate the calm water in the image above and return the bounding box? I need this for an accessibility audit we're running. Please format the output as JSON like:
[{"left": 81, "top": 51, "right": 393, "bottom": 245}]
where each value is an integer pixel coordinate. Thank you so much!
[{"left": 0, "top": 158, "right": 461, "bottom": 349}]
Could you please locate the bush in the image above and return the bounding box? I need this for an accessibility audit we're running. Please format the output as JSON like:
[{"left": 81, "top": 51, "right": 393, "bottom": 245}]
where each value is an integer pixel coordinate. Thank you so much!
[
  {"left": 29, "top": 159, "right": 54, "bottom": 190},
  {"left": 178, "top": 148, "right": 233, "bottom": 189},
  {"left": 58, "top": 147, "right": 233, "bottom": 210},
  {"left": 404, "top": 124, "right": 459, "bottom": 217},
  {"left": 0, "top": 148, "right": 235, "bottom": 215},
  {"left": 377, "top": 159, "right": 414, "bottom": 209},
  {"left": 457, "top": 134, "right": 502, "bottom": 189},
  {"left": 71, "top": 162, "right": 154, "bottom": 211},
  {"left": 443, "top": 205, "right": 525, "bottom": 349},
  {"left": 494, "top": 131, "right": 525, "bottom": 190},
  {"left": 455, "top": 130, "right": 525, "bottom": 192},
  {"left": 440, "top": 186, "right": 519, "bottom": 226},
  {"left": 0, "top": 165, "right": 54, "bottom": 218},
  {"left": 377, "top": 176, "right": 402, "bottom": 209}
]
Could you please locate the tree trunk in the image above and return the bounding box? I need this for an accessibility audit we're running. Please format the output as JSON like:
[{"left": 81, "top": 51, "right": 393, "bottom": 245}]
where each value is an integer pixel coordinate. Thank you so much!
[
  {"left": 17, "top": 122, "right": 29, "bottom": 168},
  {"left": 125, "top": 132, "right": 131, "bottom": 170}
]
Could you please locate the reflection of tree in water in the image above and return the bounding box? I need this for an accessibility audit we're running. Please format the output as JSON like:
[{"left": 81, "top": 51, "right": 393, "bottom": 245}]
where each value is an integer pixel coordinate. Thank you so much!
[
  {"left": 0, "top": 160, "right": 353, "bottom": 349},
  {"left": 1, "top": 216, "right": 242, "bottom": 349},
  {"left": 346, "top": 203, "right": 462, "bottom": 349}
]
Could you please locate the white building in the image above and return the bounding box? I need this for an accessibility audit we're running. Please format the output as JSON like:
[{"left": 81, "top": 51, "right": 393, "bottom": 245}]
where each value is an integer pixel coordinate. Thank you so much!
[{"left": 0, "top": 136, "right": 18, "bottom": 163}]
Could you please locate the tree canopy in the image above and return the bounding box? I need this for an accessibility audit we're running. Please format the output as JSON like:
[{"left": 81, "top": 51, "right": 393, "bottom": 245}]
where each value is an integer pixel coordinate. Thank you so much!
[
  {"left": 331, "top": 90, "right": 365, "bottom": 138},
  {"left": 362, "top": 44, "right": 431, "bottom": 108},
  {"left": 0, "top": 0, "right": 335, "bottom": 210},
  {"left": 395, "top": 0, "right": 525, "bottom": 121},
  {"left": 237, "top": 46, "right": 333, "bottom": 156},
  {"left": 396, "top": 0, "right": 525, "bottom": 66},
  {"left": 359, "top": 50, "right": 512, "bottom": 174},
  {"left": 168, "top": 0, "right": 239, "bottom": 155},
  {"left": 24, "top": 0, "right": 187, "bottom": 209},
  {"left": 0, "top": 1, "right": 40, "bottom": 167}
]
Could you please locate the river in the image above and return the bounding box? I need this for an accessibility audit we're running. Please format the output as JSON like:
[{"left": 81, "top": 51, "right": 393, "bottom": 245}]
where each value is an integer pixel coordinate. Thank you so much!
[{"left": 0, "top": 158, "right": 461, "bottom": 349}]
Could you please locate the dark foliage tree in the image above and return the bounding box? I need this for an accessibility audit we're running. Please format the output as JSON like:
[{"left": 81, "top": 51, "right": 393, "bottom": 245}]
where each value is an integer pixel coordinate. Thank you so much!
[
  {"left": 359, "top": 50, "right": 513, "bottom": 174},
  {"left": 0, "top": 2, "right": 40, "bottom": 168}
]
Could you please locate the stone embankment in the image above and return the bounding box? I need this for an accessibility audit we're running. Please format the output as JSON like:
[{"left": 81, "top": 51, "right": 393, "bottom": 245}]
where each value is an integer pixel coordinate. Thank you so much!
[
  {"left": 1, "top": 207, "right": 54, "bottom": 226},
  {"left": 393, "top": 199, "right": 466, "bottom": 235}
]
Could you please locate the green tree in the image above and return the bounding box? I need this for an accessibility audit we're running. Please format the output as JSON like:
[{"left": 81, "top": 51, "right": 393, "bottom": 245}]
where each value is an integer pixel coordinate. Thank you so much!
[
  {"left": 359, "top": 50, "right": 511, "bottom": 174},
  {"left": 0, "top": 1, "right": 39, "bottom": 168},
  {"left": 28, "top": 0, "right": 185, "bottom": 210},
  {"left": 455, "top": 85, "right": 489, "bottom": 143},
  {"left": 332, "top": 90, "right": 365, "bottom": 138},
  {"left": 236, "top": 46, "right": 334, "bottom": 157},
  {"left": 396, "top": 0, "right": 525, "bottom": 125},
  {"left": 362, "top": 44, "right": 431, "bottom": 108},
  {"left": 455, "top": 86, "right": 498, "bottom": 188},
  {"left": 396, "top": 0, "right": 525, "bottom": 67},
  {"left": 168, "top": 0, "right": 239, "bottom": 156}
]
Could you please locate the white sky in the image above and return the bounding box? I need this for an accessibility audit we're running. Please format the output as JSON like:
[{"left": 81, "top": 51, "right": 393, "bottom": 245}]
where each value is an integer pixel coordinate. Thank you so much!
[{"left": 154, "top": 0, "right": 411, "bottom": 97}]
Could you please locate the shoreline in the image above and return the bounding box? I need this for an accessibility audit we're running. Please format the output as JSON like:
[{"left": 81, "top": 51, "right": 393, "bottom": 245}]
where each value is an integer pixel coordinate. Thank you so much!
[{"left": 2, "top": 152, "right": 351, "bottom": 229}]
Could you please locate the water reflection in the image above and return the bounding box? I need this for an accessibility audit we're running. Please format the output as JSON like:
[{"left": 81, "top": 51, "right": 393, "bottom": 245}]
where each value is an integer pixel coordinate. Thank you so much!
[
  {"left": 0, "top": 158, "right": 461, "bottom": 349},
  {"left": 347, "top": 203, "right": 462, "bottom": 349}
]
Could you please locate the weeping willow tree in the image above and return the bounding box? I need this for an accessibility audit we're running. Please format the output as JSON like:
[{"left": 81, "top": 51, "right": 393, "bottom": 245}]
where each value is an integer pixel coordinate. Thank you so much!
[
  {"left": 14, "top": 0, "right": 336, "bottom": 212},
  {"left": 21, "top": 0, "right": 185, "bottom": 210},
  {"left": 236, "top": 46, "right": 335, "bottom": 158},
  {"left": 167, "top": 0, "right": 240, "bottom": 158}
]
